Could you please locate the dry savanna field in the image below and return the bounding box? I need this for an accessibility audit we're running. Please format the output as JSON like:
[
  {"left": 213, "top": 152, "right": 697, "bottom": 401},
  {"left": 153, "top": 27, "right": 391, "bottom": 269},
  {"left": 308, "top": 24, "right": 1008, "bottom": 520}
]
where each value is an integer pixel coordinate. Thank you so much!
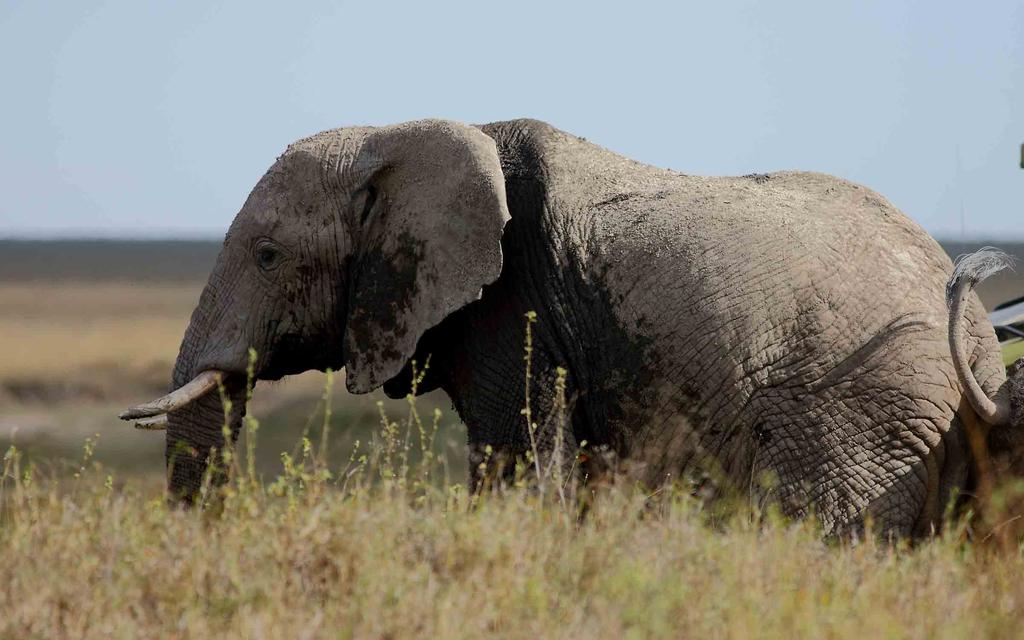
[{"left": 2, "top": 239, "right": 1024, "bottom": 638}]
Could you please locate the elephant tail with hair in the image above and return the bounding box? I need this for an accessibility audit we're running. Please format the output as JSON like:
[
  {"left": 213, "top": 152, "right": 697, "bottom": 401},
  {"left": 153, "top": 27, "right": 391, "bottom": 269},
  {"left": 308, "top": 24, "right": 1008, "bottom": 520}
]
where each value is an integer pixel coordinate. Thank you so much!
[{"left": 945, "top": 247, "right": 1016, "bottom": 426}]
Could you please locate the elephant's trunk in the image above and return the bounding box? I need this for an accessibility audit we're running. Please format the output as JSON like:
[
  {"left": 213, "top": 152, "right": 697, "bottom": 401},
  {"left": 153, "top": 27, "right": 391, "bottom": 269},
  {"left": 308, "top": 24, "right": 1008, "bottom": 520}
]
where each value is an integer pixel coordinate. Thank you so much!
[
  {"left": 164, "top": 378, "right": 246, "bottom": 502},
  {"left": 160, "top": 282, "right": 249, "bottom": 503}
]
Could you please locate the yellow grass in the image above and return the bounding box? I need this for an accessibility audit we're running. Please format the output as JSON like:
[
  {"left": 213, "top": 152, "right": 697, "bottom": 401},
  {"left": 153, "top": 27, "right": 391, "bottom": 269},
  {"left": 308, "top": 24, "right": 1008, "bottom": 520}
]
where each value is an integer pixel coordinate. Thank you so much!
[
  {"left": 2, "top": 434, "right": 1024, "bottom": 640},
  {"left": 1003, "top": 338, "right": 1024, "bottom": 367}
]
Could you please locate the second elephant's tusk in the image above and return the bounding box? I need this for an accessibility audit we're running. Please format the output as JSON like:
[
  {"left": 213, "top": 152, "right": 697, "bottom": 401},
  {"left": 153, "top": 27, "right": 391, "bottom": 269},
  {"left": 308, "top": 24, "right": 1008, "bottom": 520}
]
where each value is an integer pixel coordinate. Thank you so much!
[
  {"left": 133, "top": 415, "right": 168, "bottom": 430},
  {"left": 119, "top": 370, "right": 224, "bottom": 420}
]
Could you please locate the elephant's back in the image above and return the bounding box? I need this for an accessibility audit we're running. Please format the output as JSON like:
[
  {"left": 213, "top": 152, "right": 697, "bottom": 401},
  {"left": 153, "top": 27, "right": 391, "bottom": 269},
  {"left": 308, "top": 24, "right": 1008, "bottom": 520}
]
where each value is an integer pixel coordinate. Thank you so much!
[
  {"left": 620, "top": 169, "right": 973, "bottom": 405},
  {"left": 595, "top": 169, "right": 959, "bottom": 347},
  {"left": 682, "top": 170, "right": 978, "bottom": 392},
  {"left": 680, "top": 170, "right": 952, "bottom": 282}
]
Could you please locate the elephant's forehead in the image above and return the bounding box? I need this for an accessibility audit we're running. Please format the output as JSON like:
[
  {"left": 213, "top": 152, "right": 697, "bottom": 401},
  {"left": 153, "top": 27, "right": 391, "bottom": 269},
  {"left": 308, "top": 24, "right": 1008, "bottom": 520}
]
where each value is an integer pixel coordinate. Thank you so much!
[
  {"left": 288, "top": 125, "right": 375, "bottom": 155},
  {"left": 239, "top": 163, "right": 331, "bottom": 224},
  {"left": 285, "top": 126, "right": 377, "bottom": 181}
]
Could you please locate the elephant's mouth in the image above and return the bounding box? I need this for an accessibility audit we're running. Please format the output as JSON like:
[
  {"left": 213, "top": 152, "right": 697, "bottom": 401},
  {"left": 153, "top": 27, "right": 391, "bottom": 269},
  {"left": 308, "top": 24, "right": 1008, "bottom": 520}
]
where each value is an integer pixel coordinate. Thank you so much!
[{"left": 260, "top": 333, "right": 340, "bottom": 382}]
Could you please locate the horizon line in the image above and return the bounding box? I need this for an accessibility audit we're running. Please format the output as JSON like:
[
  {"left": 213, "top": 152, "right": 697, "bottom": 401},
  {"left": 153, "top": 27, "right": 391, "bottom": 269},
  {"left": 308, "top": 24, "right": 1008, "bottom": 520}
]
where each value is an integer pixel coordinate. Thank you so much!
[{"left": 4, "top": 233, "right": 1024, "bottom": 244}]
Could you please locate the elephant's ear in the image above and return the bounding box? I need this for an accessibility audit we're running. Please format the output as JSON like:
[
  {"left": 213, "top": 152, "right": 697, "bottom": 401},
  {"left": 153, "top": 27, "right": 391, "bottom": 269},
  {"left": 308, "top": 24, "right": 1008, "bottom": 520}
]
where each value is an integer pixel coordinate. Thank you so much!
[{"left": 343, "top": 120, "right": 510, "bottom": 393}]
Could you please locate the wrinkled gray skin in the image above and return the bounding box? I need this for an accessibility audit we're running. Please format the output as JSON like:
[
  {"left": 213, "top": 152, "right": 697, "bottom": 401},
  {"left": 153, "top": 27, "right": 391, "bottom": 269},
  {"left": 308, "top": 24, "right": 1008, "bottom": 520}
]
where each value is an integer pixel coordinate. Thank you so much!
[
  {"left": 166, "top": 118, "right": 1006, "bottom": 537},
  {"left": 991, "top": 358, "right": 1024, "bottom": 473}
]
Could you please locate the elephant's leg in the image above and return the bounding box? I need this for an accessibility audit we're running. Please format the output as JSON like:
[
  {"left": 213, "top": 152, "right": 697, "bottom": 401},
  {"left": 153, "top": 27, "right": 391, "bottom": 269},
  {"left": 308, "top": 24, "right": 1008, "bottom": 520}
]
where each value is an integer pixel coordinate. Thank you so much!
[
  {"left": 928, "top": 407, "right": 972, "bottom": 528},
  {"left": 467, "top": 426, "right": 579, "bottom": 495},
  {"left": 467, "top": 442, "right": 519, "bottom": 493},
  {"left": 743, "top": 373, "right": 961, "bottom": 538},
  {"left": 449, "top": 335, "right": 582, "bottom": 495},
  {"left": 988, "top": 358, "right": 1024, "bottom": 475}
]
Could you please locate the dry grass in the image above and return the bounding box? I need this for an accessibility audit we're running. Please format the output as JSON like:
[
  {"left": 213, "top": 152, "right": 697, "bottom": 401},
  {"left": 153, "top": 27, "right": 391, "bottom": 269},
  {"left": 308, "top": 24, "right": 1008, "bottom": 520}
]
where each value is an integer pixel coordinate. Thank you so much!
[{"left": 3, "top": 431, "right": 1024, "bottom": 640}]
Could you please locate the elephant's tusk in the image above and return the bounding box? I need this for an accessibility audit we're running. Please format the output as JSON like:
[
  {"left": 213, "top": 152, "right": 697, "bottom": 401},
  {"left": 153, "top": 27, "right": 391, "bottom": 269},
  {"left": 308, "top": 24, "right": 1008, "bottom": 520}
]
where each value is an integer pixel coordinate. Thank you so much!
[
  {"left": 119, "top": 370, "right": 223, "bottom": 420},
  {"left": 133, "top": 414, "right": 168, "bottom": 430}
]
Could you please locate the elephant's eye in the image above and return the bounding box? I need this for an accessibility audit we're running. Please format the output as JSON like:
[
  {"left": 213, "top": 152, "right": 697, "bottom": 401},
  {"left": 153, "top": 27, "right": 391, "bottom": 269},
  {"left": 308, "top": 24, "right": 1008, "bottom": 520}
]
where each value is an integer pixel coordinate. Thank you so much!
[{"left": 255, "top": 242, "right": 281, "bottom": 272}]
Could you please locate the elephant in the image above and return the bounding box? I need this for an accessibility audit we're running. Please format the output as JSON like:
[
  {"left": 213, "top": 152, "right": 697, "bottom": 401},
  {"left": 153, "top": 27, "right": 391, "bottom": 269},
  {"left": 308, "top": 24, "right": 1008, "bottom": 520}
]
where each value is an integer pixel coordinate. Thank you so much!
[{"left": 121, "top": 118, "right": 1009, "bottom": 538}]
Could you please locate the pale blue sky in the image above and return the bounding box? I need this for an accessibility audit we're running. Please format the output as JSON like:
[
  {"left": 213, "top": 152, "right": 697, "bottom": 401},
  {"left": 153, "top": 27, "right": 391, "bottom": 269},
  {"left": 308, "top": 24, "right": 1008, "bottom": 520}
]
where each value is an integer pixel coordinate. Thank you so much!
[{"left": 1, "top": 0, "right": 1021, "bottom": 239}]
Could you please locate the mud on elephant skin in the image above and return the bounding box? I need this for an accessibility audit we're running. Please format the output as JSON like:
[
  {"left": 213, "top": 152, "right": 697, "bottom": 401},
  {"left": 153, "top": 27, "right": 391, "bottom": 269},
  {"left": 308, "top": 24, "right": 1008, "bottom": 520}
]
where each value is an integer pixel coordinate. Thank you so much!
[{"left": 123, "top": 118, "right": 1008, "bottom": 538}]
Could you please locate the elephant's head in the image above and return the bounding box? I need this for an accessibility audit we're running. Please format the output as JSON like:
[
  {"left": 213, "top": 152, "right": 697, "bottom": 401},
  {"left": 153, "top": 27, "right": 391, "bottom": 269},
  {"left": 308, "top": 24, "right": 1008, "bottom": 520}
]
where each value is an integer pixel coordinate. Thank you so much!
[{"left": 121, "top": 120, "right": 510, "bottom": 500}]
